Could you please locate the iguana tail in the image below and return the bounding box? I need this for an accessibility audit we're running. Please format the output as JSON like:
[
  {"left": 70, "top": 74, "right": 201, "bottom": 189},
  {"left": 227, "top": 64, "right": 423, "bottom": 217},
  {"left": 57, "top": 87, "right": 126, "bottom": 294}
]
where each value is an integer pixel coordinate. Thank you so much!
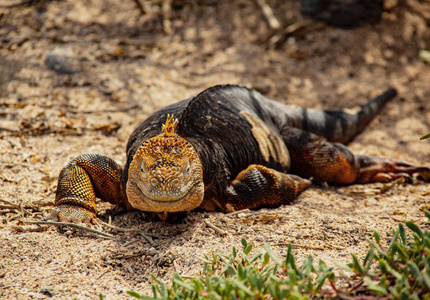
[{"left": 291, "top": 88, "right": 397, "bottom": 144}]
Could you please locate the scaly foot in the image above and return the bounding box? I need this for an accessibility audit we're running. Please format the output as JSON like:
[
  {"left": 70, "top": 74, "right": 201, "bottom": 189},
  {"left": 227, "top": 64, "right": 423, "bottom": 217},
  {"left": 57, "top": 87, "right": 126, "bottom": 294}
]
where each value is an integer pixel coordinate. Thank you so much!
[{"left": 356, "top": 155, "right": 430, "bottom": 183}]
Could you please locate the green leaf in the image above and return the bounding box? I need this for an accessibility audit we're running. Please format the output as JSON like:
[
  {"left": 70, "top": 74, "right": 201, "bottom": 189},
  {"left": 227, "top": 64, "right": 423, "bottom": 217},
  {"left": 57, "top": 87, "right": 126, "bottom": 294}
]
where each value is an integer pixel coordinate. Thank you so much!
[
  {"left": 421, "top": 133, "right": 430, "bottom": 140},
  {"left": 198, "top": 257, "right": 213, "bottom": 264},
  {"left": 374, "top": 230, "right": 381, "bottom": 244},
  {"left": 263, "top": 253, "right": 270, "bottom": 266},
  {"left": 233, "top": 280, "right": 254, "bottom": 297},
  {"left": 408, "top": 261, "right": 421, "bottom": 280},
  {"left": 263, "top": 244, "right": 281, "bottom": 265},
  {"left": 249, "top": 251, "right": 264, "bottom": 264},
  {"left": 351, "top": 254, "right": 365, "bottom": 276},
  {"left": 220, "top": 265, "right": 230, "bottom": 276},
  {"left": 390, "top": 242, "right": 408, "bottom": 261},
  {"left": 389, "top": 228, "right": 400, "bottom": 249},
  {"left": 363, "top": 248, "right": 375, "bottom": 271},
  {"left": 173, "top": 278, "right": 194, "bottom": 291},
  {"left": 151, "top": 284, "right": 157, "bottom": 299},
  {"left": 399, "top": 223, "right": 407, "bottom": 244},
  {"left": 383, "top": 262, "right": 403, "bottom": 280},
  {"left": 127, "top": 290, "right": 153, "bottom": 300},
  {"left": 364, "top": 277, "right": 388, "bottom": 296},
  {"left": 244, "top": 244, "right": 253, "bottom": 255},
  {"left": 237, "top": 263, "right": 245, "bottom": 279},
  {"left": 406, "top": 221, "right": 424, "bottom": 238},
  {"left": 334, "top": 261, "right": 353, "bottom": 272},
  {"left": 241, "top": 238, "right": 247, "bottom": 249},
  {"left": 314, "top": 270, "right": 333, "bottom": 293},
  {"left": 422, "top": 271, "right": 430, "bottom": 289},
  {"left": 303, "top": 255, "right": 315, "bottom": 276},
  {"left": 285, "top": 243, "right": 297, "bottom": 270},
  {"left": 228, "top": 265, "right": 237, "bottom": 276}
]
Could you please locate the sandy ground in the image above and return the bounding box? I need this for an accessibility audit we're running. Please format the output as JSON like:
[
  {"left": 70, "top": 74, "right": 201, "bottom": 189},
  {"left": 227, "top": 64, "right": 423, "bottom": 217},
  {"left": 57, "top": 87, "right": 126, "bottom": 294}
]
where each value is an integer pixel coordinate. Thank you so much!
[{"left": 1, "top": 0, "right": 430, "bottom": 298}]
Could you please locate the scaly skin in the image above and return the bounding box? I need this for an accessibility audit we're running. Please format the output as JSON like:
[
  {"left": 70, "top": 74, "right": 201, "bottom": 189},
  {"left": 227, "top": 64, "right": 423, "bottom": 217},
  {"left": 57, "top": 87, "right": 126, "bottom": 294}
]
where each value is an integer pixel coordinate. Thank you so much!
[
  {"left": 126, "top": 115, "right": 204, "bottom": 219},
  {"left": 52, "top": 85, "right": 429, "bottom": 223}
]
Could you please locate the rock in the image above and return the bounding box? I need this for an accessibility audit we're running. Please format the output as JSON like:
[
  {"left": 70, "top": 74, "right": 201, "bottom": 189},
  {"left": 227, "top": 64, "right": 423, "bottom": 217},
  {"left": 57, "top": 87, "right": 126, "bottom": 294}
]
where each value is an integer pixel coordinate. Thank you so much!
[
  {"left": 252, "top": 81, "right": 272, "bottom": 94},
  {"left": 40, "top": 286, "right": 55, "bottom": 297},
  {"left": 45, "top": 48, "right": 80, "bottom": 74}
]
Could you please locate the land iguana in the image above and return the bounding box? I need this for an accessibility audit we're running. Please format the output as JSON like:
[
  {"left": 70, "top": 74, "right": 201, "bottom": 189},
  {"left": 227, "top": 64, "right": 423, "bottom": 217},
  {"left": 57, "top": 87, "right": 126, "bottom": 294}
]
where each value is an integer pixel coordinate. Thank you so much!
[{"left": 53, "top": 84, "right": 429, "bottom": 223}]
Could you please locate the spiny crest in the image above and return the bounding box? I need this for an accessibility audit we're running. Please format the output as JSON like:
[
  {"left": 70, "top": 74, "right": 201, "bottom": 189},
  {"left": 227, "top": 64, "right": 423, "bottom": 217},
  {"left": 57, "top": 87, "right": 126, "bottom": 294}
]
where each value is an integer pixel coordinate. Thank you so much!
[
  {"left": 162, "top": 114, "right": 178, "bottom": 137},
  {"left": 137, "top": 132, "right": 194, "bottom": 162}
]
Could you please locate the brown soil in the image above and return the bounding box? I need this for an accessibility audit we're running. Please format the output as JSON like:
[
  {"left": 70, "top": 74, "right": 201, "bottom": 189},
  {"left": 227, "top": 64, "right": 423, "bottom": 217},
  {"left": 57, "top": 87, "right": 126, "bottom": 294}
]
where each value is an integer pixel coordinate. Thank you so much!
[{"left": 1, "top": 0, "right": 429, "bottom": 298}]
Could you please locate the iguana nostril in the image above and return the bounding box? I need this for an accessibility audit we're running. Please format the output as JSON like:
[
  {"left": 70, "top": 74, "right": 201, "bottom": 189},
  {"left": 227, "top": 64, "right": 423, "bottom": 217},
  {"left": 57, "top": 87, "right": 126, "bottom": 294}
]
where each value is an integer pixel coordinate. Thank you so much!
[{"left": 172, "top": 179, "right": 179, "bottom": 187}]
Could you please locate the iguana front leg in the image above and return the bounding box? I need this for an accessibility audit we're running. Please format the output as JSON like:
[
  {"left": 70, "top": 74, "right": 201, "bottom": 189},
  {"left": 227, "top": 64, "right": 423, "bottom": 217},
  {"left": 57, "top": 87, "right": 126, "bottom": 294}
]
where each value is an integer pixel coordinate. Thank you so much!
[
  {"left": 222, "top": 165, "right": 311, "bottom": 212},
  {"left": 54, "top": 153, "right": 128, "bottom": 223}
]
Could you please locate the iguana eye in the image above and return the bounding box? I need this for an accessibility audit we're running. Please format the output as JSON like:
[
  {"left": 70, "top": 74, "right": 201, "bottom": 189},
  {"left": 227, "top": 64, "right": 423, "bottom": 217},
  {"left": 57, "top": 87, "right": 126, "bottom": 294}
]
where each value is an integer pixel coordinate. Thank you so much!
[
  {"left": 184, "top": 163, "right": 191, "bottom": 180},
  {"left": 140, "top": 162, "right": 147, "bottom": 179}
]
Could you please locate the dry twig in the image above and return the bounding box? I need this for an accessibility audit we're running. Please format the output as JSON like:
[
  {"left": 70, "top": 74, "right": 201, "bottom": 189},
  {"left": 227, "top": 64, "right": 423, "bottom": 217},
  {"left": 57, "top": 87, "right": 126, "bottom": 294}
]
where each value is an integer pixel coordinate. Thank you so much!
[
  {"left": 23, "top": 220, "right": 116, "bottom": 239},
  {"left": 278, "top": 242, "right": 325, "bottom": 250},
  {"left": 96, "top": 219, "right": 136, "bottom": 232},
  {"left": 140, "top": 232, "right": 155, "bottom": 245},
  {"left": 204, "top": 219, "right": 227, "bottom": 235},
  {"left": 132, "top": 0, "right": 146, "bottom": 15},
  {"left": 254, "top": 0, "right": 281, "bottom": 31},
  {"left": 173, "top": 259, "right": 180, "bottom": 273},
  {"left": 162, "top": 0, "right": 173, "bottom": 35},
  {"left": 226, "top": 208, "right": 251, "bottom": 216},
  {"left": 96, "top": 267, "right": 113, "bottom": 280},
  {"left": 110, "top": 250, "right": 148, "bottom": 259},
  {"left": 0, "top": 199, "right": 32, "bottom": 215}
]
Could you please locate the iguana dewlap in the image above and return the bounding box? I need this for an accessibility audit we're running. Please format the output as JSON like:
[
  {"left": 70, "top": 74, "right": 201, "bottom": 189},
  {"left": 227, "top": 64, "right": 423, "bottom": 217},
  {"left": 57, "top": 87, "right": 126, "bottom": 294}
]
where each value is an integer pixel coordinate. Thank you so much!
[{"left": 54, "top": 85, "right": 429, "bottom": 222}]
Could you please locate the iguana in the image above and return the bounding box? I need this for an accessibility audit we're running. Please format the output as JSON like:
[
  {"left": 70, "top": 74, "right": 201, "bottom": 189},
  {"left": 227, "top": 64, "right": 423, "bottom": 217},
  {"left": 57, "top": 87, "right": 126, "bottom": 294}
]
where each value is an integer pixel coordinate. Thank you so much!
[{"left": 53, "top": 84, "right": 429, "bottom": 223}]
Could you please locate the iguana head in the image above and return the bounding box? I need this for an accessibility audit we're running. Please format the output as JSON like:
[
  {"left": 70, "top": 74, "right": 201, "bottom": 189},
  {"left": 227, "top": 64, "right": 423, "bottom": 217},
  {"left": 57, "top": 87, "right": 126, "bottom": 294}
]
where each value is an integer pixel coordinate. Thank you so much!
[{"left": 126, "top": 115, "right": 204, "bottom": 217}]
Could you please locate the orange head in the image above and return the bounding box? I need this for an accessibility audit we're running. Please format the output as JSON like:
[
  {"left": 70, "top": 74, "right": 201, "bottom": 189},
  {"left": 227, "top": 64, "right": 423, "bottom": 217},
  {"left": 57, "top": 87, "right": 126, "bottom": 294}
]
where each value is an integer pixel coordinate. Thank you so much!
[{"left": 126, "top": 115, "right": 204, "bottom": 214}]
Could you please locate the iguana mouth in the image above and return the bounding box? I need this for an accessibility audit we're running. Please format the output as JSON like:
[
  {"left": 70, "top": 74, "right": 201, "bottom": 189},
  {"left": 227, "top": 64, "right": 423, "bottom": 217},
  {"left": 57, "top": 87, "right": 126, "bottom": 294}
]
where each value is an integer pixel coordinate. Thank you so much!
[
  {"left": 137, "top": 181, "right": 201, "bottom": 203},
  {"left": 126, "top": 179, "right": 204, "bottom": 212}
]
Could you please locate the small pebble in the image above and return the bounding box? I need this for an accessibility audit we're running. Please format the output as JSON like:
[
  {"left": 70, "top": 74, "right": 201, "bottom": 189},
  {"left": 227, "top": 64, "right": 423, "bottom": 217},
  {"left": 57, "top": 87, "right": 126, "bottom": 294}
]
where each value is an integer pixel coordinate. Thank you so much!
[
  {"left": 252, "top": 81, "right": 272, "bottom": 94},
  {"left": 45, "top": 48, "right": 80, "bottom": 74},
  {"left": 40, "top": 286, "right": 55, "bottom": 296},
  {"left": 148, "top": 247, "right": 157, "bottom": 256}
]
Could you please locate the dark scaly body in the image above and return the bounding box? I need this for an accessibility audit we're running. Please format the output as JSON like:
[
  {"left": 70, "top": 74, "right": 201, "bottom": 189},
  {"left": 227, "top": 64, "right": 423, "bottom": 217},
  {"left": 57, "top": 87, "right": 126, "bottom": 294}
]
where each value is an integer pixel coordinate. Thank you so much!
[
  {"left": 54, "top": 84, "right": 428, "bottom": 222},
  {"left": 124, "top": 85, "right": 396, "bottom": 210}
]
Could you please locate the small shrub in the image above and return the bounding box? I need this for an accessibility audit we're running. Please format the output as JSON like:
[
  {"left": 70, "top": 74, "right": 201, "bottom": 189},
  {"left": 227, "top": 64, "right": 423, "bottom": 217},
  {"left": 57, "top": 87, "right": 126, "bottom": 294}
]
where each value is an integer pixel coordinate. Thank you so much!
[{"left": 128, "top": 211, "right": 430, "bottom": 299}]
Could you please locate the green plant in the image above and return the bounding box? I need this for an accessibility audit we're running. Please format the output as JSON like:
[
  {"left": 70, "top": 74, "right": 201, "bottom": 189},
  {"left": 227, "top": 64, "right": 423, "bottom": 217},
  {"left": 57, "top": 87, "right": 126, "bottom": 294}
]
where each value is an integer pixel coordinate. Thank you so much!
[
  {"left": 421, "top": 133, "right": 430, "bottom": 140},
  {"left": 128, "top": 238, "right": 336, "bottom": 299},
  {"left": 339, "top": 211, "right": 430, "bottom": 299},
  {"left": 128, "top": 212, "right": 430, "bottom": 299}
]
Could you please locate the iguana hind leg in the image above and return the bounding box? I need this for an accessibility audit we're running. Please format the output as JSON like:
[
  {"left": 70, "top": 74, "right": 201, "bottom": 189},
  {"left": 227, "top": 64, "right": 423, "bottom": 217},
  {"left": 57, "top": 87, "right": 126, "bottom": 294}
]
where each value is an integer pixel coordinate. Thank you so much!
[
  {"left": 355, "top": 155, "right": 430, "bottom": 183},
  {"left": 223, "top": 165, "right": 311, "bottom": 212},
  {"left": 54, "top": 153, "right": 128, "bottom": 223},
  {"left": 282, "top": 127, "right": 429, "bottom": 184}
]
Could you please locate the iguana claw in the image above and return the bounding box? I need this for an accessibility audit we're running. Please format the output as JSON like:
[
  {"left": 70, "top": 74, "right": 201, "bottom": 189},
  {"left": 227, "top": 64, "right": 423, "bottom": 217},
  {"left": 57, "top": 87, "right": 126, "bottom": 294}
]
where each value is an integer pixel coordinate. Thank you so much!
[{"left": 48, "top": 205, "right": 96, "bottom": 224}]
